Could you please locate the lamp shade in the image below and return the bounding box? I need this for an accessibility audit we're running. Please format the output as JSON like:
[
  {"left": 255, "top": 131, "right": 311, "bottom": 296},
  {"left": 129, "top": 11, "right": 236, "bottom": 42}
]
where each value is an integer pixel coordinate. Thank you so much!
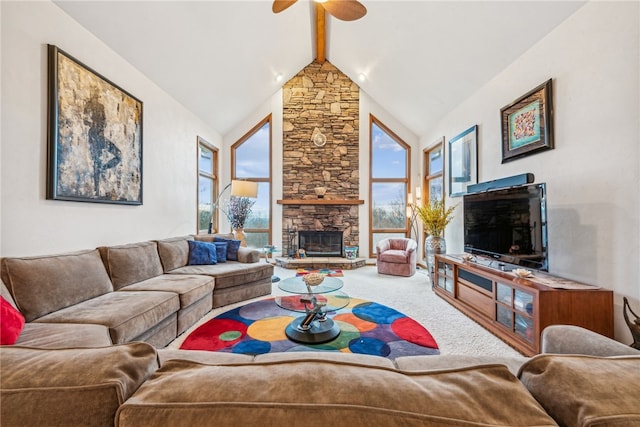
[{"left": 230, "top": 180, "right": 258, "bottom": 198}]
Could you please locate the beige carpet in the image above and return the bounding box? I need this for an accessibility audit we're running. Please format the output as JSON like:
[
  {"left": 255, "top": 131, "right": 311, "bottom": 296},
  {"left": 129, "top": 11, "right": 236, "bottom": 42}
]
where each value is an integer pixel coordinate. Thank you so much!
[{"left": 169, "top": 265, "right": 523, "bottom": 357}]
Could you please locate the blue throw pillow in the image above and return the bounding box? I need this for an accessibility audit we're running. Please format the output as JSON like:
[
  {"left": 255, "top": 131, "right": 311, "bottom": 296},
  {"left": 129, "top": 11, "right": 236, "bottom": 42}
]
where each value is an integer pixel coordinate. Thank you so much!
[
  {"left": 214, "top": 237, "right": 241, "bottom": 261},
  {"left": 213, "top": 241, "right": 228, "bottom": 263},
  {"left": 187, "top": 240, "right": 217, "bottom": 265}
]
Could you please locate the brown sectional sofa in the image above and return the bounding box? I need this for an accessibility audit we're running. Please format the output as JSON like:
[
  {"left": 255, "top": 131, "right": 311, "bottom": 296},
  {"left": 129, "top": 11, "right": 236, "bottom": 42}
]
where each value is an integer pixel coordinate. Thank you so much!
[
  {"left": 1, "top": 326, "right": 639, "bottom": 427},
  {"left": 0, "top": 234, "right": 273, "bottom": 348},
  {"left": 1, "top": 238, "right": 639, "bottom": 426}
]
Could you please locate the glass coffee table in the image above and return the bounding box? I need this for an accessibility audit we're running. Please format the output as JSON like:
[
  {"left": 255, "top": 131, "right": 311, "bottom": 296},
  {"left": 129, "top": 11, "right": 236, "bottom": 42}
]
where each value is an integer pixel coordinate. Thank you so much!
[{"left": 275, "top": 276, "right": 349, "bottom": 344}]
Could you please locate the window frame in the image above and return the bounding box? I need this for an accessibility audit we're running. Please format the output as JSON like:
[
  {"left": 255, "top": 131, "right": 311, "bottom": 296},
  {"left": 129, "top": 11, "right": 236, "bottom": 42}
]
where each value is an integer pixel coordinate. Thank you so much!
[
  {"left": 369, "top": 115, "right": 411, "bottom": 257},
  {"left": 197, "top": 136, "right": 218, "bottom": 235},
  {"left": 230, "top": 115, "right": 272, "bottom": 248},
  {"left": 421, "top": 139, "right": 445, "bottom": 257}
]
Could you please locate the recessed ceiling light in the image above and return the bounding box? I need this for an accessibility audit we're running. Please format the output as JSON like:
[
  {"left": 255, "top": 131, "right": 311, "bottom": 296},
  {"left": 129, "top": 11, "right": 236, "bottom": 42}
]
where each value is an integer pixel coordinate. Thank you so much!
[
  {"left": 358, "top": 73, "right": 366, "bottom": 82},
  {"left": 275, "top": 73, "right": 283, "bottom": 83}
]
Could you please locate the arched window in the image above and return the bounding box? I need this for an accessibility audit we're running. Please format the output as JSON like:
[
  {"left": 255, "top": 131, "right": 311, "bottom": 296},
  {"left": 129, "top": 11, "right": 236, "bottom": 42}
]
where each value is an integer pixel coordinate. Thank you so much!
[
  {"left": 231, "top": 115, "right": 272, "bottom": 248},
  {"left": 369, "top": 115, "right": 410, "bottom": 256}
]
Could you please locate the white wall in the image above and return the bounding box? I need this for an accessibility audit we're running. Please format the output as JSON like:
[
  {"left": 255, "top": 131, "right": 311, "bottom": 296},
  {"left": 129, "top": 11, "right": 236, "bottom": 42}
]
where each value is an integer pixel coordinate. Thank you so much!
[
  {"left": 421, "top": 1, "right": 640, "bottom": 342},
  {"left": 1, "top": 1, "right": 221, "bottom": 256}
]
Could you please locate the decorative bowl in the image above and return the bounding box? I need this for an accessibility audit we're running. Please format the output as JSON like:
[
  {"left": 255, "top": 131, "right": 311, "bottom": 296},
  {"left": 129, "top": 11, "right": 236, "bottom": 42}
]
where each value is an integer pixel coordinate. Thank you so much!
[
  {"left": 302, "top": 273, "right": 324, "bottom": 287},
  {"left": 314, "top": 187, "right": 327, "bottom": 198},
  {"left": 513, "top": 268, "right": 533, "bottom": 278},
  {"left": 461, "top": 254, "right": 474, "bottom": 262}
]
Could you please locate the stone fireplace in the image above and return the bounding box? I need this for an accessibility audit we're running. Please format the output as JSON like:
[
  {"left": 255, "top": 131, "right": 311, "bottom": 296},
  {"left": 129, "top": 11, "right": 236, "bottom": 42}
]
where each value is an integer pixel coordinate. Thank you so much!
[{"left": 280, "top": 61, "right": 360, "bottom": 250}]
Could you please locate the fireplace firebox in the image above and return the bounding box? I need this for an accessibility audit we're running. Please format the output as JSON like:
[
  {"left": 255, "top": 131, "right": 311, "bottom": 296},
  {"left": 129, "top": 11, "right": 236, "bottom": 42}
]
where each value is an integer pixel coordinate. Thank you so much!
[{"left": 298, "top": 231, "right": 343, "bottom": 257}]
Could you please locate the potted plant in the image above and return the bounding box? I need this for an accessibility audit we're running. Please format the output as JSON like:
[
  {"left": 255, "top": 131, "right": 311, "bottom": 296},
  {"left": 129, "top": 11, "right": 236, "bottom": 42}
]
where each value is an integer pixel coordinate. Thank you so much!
[{"left": 415, "top": 199, "right": 456, "bottom": 283}]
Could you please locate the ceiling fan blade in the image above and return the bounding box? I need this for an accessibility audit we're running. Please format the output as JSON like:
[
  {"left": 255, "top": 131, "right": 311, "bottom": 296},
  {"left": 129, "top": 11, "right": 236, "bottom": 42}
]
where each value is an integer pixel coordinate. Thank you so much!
[
  {"left": 272, "top": 0, "right": 298, "bottom": 13},
  {"left": 322, "top": 0, "right": 367, "bottom": 21}
]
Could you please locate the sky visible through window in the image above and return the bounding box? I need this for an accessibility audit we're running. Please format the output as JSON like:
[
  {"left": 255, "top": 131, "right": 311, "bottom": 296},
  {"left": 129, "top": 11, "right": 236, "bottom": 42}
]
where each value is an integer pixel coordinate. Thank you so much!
[{"left": 371, "top": 122, "right": 407, "bottom": 207}]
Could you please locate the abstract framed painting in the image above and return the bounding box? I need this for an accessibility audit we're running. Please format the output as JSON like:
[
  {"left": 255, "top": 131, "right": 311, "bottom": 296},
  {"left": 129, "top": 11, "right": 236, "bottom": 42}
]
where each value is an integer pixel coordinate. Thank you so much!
[
  {"left": 47, "top": 44, "right": 143, "bottom": 204},
  {"left": 501, "top": 79, "right": 553, "bottom": 163},
  {"left": 448, "top": 125, "right": 478, "bottom": 197}
]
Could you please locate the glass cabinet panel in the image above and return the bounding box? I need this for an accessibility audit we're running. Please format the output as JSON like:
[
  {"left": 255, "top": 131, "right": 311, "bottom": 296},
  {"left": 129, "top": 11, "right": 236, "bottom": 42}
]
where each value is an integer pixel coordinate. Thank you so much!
[
  {"left": 496, "top": 304, "right": 513, "bottom": 329},
  {"left": 515, "top": 313, "right": 534, "bottom": 343},
  {"left": 514, "top": 289, "right": 534, "bottom": 315},
  {"left": 497, "top": 283, "right": 512, "bottom": 306}
]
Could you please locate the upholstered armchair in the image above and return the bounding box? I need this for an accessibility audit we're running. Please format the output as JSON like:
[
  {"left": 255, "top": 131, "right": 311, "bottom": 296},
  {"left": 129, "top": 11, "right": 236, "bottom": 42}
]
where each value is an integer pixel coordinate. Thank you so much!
[{"left": 376, "top": 238, "right": 417, "bottom": 277}]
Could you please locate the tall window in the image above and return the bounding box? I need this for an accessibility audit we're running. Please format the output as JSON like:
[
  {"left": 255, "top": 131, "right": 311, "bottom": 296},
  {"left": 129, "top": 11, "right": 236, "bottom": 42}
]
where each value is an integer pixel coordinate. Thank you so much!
[
  {"left": 231, "top": 115, "right": 272, "bottom": 248},
  {"left": 421, "top": 141, "right": 444, "bottom": 256},
  {"left": 197, "top": 137, "right": 217, "bottom": 234},
  {"left": 369, "top": 115, "right": 411, "bottom": 257}
]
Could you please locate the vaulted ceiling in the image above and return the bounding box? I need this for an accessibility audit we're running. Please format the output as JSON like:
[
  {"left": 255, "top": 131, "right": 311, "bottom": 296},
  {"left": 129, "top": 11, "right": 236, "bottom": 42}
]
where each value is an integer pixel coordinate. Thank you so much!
[{"left": 54, "top": 1, "right": 586, "bottom": 137}]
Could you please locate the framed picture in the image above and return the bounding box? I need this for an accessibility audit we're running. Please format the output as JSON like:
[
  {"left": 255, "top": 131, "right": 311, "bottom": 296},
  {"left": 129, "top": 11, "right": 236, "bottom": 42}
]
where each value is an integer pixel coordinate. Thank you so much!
[
  {"left": 448, "top": 125, "right": 478, "bottom": 197},
  {"left": 47, "top": 44, "right": 143, "bottom": 204},
  {"left": 501, "top": 79, "right": 553, "bottom": 163}
]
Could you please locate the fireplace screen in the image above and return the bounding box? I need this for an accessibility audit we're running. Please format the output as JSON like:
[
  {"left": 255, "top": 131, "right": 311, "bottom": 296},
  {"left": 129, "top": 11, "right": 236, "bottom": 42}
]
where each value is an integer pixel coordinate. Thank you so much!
[{"left": 298, "top": 231, "right": 343, "bottom": 257}]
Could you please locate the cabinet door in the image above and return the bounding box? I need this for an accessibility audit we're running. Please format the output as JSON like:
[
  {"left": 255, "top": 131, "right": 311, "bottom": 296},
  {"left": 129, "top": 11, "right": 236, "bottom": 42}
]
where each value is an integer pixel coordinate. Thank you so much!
[
  {"left": 436, "top": 260, "right": 454, "bottom": 293},
  {"left": 513, "top": 289, "right": 534, "bottom": 343},
  {"left": 496, "top": 283, "right": 513, "bottom": 329}
]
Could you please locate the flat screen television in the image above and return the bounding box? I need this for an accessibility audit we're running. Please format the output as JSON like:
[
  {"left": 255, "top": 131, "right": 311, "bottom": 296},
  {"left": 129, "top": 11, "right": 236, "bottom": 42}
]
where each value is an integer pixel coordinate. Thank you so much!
[{"left": 463, "top": 183, "right": 548, "bottom": 271}]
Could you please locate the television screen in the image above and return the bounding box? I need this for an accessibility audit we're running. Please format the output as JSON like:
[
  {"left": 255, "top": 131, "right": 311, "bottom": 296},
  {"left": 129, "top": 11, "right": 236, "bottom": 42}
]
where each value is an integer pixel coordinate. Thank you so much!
[{"left": 463, "top": 183, "right": 548, "bottom": 271}]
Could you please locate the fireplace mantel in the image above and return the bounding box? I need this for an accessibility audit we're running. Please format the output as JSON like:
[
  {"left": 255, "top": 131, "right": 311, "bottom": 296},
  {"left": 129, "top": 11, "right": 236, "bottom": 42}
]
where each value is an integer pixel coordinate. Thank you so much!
[{"left": 277, "top": 199, "right": 364, "bottom": 205}]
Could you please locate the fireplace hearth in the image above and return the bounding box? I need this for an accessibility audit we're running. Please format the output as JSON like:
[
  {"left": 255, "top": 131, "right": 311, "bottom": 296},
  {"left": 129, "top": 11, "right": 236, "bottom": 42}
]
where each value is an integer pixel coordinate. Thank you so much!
[{"left": 299, "top": 231, "right": 343, "bottom": 257}]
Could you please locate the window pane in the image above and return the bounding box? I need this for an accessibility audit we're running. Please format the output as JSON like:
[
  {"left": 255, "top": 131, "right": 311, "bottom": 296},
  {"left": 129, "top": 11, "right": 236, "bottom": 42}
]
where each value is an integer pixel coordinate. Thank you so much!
[
  {"left": 372, "top": 182, "right": 407, "bottom": 229},
  {"left": 429, "top": 147, "right": 443, "bottom": 174},
  {"left": 235, "top": 122, "right": 270, "bottom": 178},
  {"left": 245, "top": 232, "right": 270, "bottom": 249},
  {"left": 199, "top": 145, "right": 213, "bottom": 174},
  {"left": 245, "top": 182, "right": 270, "bottom": 229},
  {"left": 198, "top": 176, "right": 213, "bottom": 231},
  {"left": 429, "top": 176, "right": 443, "bottom": 202},
  {"left": 371, "top": 123, "right": 406, "bottom": 178},
  {"left": 372, "top": 232, "right": 406, "bottom": 253}
]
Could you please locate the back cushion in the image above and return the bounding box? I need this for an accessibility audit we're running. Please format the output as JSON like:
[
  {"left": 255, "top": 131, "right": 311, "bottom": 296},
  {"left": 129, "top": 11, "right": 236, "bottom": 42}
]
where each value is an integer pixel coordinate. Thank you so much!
[
  {"left": 100, "top": 241, "right": 164, "bottom": 290},
  {"left": 156, "top": 236, "right": 191, "bottom": 272},
  {"left": 1, "top": 343, "right": 158, "bottom": 427},
  {"left": 1, "top": 250, "right": 113, "bottom": 322}
]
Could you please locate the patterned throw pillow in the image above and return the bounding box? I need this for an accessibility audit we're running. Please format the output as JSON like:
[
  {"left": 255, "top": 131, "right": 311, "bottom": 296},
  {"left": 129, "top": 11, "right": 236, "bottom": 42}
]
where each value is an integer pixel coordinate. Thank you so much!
[
  {"left": 213, "top": 242, "right": 228, "bottom": 263},
  {"left": 214, "top": 237, "right": 241, "bottom": 261},
  {"left": 187, "top": 240, "right": 218, "bottom": 265},
  {"left": 0, "top": 296, "right": 25, "bottom": 345}
]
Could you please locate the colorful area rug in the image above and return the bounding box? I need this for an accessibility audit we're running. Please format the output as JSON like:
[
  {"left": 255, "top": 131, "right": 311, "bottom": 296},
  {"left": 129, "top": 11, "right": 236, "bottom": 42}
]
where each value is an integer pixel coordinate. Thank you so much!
[
  {"left": 295, "top": 268, "right": 343, "bottom": 277},
  {"left": 180, "top": 298, "right": 440, "bottom": 360}
]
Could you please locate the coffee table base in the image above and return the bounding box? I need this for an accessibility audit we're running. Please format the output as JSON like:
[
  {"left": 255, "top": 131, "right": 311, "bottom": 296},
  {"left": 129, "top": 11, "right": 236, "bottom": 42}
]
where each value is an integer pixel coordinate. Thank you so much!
[{"left": 285, "top": 317, "right": 341, "bottom": 344}]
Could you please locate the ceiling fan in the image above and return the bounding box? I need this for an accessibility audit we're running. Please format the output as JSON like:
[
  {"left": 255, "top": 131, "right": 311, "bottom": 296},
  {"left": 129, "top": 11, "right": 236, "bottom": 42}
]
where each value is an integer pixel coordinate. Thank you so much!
[{"left": 272, "top": 0, "right": 367, "bottom": 22}]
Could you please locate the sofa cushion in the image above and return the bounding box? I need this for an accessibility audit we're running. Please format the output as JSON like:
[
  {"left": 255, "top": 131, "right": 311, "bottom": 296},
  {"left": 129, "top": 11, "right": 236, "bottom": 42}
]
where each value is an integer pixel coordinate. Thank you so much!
[
  {"left": 213, "top": 241, "right": 228, "bottom": 263},
  {"left": 99, "top": 241, "right": 165, "bottom": 290},
  {"left": 195, "top": 234, "right": 260, "bottom": 263},
  {"left": 156, "top": 236, "right": 192, "bottom": 272},
  {"left": 378, "top": 249, "right": 410, "bottom": 263},
  {"left": 169, "top": 261, "right": 272, "bottom": 290},
  {"left": 1, "top": 249, "right": 113, "bottom": 322},
  {"left": 518, "top": 354, "right": 640, "bottom": 427},
  {"left": 214, "top": 236, "right": 242, "bottom": 261},
  {"left": 0, "top": 296, "right": 25, "bottom": 345},
  {"left": 15, "top": 322, "right": 112, "bottom": 348},
  {"left": 395, "top": 354, "right": 528, "bottom": 376},
  {"left": 0, "top": 343, "right": 158, "bottom": 427},
  {"left": 33, "top": 291, "right": 179, "bottom": 344},
  {"left": 187, "top": 240, "right": 218, "bottom": 265},
  {"left": 118, "top": 274, "right": 214, "bottom": 309},
  {"left": 117, "top": 360, "right": 557, "bottom": 427}
]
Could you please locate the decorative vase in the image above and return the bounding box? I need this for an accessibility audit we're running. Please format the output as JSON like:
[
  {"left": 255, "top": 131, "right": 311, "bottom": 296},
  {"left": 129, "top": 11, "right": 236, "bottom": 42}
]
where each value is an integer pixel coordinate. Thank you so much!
[
  {"left": 233, "top": 228, "right": 247, "bottom": 247},
  {"left": 425, "top": 235, "right": 446, "bottom": 287}
]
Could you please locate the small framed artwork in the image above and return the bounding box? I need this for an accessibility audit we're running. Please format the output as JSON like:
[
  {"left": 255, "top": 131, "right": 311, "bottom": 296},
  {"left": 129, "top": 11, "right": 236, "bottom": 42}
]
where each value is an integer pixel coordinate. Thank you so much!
[
  {"left": 47, "top": 44, "right": 143, "bottom": 204},
  {"left": 501, "top": 79, "right": 553, "bottom": 163},
  {"left": 448, "top": 125, "right": 478, "bottom": 197}
]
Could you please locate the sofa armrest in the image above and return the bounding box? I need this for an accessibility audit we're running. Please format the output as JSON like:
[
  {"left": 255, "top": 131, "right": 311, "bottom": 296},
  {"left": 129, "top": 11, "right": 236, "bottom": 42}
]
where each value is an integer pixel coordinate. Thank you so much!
[
  {"left": 541, "top": 325, "right": 640, "bottom": 356},
  {"left": 236, "top": 247, "right": 260, "bottom": 263}
]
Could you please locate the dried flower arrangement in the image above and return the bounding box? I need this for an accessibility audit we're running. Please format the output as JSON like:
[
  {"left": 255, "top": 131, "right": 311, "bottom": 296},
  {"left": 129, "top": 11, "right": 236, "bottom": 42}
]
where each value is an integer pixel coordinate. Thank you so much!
[
  {"left": 225, "top": 196, "right": 255, "bottom": 230},
  {"left": 415, "top": 199, "right": 456, "bottom": 237}
]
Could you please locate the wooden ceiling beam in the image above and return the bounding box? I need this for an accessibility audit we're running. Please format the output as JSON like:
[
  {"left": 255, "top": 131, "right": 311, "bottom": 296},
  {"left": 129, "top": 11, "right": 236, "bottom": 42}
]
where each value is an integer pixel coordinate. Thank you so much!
[{"left": 315, "top": 3, "right": 326, "bottom": 63}]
